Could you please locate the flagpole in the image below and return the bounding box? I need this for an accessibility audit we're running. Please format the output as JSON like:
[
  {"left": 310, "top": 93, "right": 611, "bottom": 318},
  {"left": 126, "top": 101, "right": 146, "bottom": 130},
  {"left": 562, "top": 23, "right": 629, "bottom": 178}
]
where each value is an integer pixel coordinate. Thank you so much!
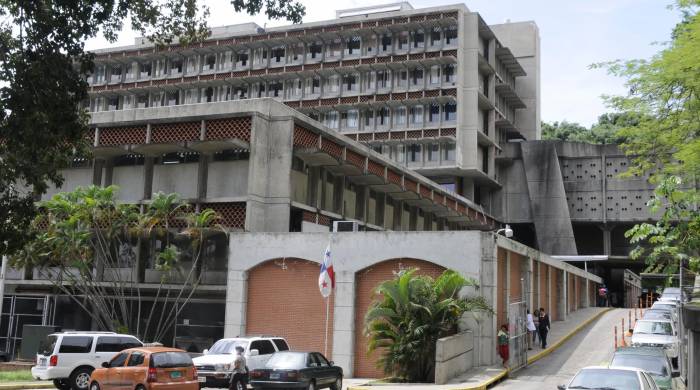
[{"left": 324, "top": 293, "right": 330, "bottom": 357}]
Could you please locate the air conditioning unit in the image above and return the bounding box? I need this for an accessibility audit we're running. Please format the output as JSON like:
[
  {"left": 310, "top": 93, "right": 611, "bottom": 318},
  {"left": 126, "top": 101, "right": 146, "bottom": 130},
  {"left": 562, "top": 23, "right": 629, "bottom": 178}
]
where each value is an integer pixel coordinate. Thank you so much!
[{"left": 333, "top": 220, "right": 359, "bottom": 232}]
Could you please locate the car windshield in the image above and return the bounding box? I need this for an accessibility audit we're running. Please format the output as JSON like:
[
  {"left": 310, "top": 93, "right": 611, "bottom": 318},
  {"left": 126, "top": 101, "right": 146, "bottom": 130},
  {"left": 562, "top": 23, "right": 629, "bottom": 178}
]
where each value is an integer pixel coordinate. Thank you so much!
[
  {"left": 611, "top": 355, "right": 668, "bottom": 376},
  {"left": 643, "top": 311, "right": 671, "bottom": 320},
  {"left": 634, "top": 321, "right": 672, "bottom": 335},
  {"left": 38, "top": 336, "right": 57, "bottom": 356},
  {"left": 265, "top": 352, "right": 305, "bottom": 369},
  {"left": 151, "top": 352, "right": 193, "bottom": 368},
  {"left": 652, "top": 304, "right": 675, "bottom": 310},
  {"left": 568, "top": 368, "right": 640, "bottom": 390},
  {"left": 208, "top": 340, "right": 249, "bottom": 355}
]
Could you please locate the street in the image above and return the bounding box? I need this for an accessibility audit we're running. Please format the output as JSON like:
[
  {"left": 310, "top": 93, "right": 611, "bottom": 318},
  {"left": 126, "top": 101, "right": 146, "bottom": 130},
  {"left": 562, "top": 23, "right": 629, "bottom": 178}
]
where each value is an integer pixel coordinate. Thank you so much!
[{"left": 495, "top": 308, "right": 624, "bottom": 389}]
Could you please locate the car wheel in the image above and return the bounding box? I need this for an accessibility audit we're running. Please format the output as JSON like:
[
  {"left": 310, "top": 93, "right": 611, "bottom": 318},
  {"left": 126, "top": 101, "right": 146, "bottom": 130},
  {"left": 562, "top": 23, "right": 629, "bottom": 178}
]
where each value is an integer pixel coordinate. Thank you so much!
[
  {"left": 69, "top": 367, "right": 93, "bottom": 390},
  {"left": 89, "top": 382, "right": 100, "bottom": 390},
  {"left": 135, "top": 385, "right": 146, "bottom": 390},
  {"left": 53, "top": 379, "right": 72, "bottom": 390},
  {"left": 330, "top": 377, "right": 342, "bottom": 390}
]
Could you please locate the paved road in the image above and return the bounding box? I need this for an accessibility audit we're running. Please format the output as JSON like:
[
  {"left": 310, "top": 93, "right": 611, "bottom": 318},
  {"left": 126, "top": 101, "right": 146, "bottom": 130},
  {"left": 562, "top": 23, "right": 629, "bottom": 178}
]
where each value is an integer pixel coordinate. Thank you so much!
[{"left": 494, "top": 308, "right": 625, "bottom": 389}]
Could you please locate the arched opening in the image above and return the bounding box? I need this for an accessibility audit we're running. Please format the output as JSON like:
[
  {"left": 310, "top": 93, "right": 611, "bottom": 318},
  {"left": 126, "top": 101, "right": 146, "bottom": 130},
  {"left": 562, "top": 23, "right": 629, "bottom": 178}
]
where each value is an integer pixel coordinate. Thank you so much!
[
  {"left": 246, "top": 258, "right": 334, "bottom": 357},
  {"left": 353, "top": 258, "right": 446, "bottom": 378}
]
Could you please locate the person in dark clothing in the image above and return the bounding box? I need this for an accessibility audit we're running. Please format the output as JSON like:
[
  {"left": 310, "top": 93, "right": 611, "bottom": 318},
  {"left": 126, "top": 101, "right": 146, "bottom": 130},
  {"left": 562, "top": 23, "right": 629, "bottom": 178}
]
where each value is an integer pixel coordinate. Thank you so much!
[{"left": 538, "top": 307, "right": 550, "bottom": 349}]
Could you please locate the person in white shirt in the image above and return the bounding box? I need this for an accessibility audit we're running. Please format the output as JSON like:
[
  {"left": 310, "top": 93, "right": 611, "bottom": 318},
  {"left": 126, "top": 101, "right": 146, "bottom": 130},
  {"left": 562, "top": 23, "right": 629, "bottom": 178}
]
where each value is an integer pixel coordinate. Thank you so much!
[
  {"left": 526, "top": 309, "right": 537, "bottom": 351},
  {"left": 229, "top": 346, "right": 248, "bottom": 390}
]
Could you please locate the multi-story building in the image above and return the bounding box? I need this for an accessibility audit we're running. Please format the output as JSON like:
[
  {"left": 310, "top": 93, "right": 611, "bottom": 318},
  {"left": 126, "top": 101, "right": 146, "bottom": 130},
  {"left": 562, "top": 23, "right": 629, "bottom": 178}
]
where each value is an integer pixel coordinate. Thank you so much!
[{"left": 85, "top": 2, "right": 540, "bottom": 214}]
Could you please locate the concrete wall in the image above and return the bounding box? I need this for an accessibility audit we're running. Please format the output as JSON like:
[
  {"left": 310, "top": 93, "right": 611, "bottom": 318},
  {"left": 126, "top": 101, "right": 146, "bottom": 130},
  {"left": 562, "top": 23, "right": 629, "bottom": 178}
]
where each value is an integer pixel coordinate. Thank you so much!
[
  {"left": 42, "top": 168, "right": 94, "bottom": 200},
  {"left": 111, "top": 166, "right": 145, "bottom": 202},
  {"left": 153, "top": 163, "right": 198, "bottom": 199},
  {"left": 435, "top": 331, "right": 474, "bottom": 385},
  {"left": 207, "top": 161, "right": 249, "bottom": 199}
]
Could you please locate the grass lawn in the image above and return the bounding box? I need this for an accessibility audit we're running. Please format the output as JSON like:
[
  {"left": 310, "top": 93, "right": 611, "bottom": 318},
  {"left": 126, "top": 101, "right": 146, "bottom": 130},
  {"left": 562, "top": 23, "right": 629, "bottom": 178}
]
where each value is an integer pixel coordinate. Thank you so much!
[{"left": 0, "top": 370, "right": 35, "bottom": 382}]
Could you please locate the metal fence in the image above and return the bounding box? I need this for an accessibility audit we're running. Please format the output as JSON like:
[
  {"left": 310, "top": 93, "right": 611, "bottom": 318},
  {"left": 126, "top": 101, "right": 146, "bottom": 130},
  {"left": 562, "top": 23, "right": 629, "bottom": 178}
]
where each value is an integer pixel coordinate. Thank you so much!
[{"left": 508, "top": 301, "right": 528, "bottom": 372}]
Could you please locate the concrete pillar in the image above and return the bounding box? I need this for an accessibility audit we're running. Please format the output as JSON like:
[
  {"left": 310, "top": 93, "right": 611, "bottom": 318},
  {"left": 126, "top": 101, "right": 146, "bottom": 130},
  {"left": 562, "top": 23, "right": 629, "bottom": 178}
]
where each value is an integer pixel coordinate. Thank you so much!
[
  {"left": 333, "top": 175, "right": 345, "bottom": 215},
  {"left": 408, "top": 206, "right": 417, "bottom": 231},
  {"left": 355, "top": 185, "right": 368, "bottom": 222},
  {"left": 529, "top": 258, "right": 535, "bottom": 311},
  {"left": 307, "top": 166, "right": 321, "bottom": 208},
  {"left": 319, "top": 168, "right": 328, "bottom": 210},
  {"left": 224, "top": 269, "right": 248, "bottom": 338},
  {"left": 547, "top": 266, "right": 553, "bottom": 317},
  {"left": 375, "top": 193, "right": 385, "bottom": 227},
  {"left": 331, "top": 271, "right": 355, "bottom": 376},
  {"left": 103, "top": 158, "right": 114, "bottom": 186},
  {"left": 92, "top": 159, "right": 105, "bottom": 186},
  {"left": 423, "top": 212, "right": 432, "bottom": 231},
  {"left": 0, "top": 256, "right": 6, "bottom": 322},
  {"left": 245, "top": 114, "right": 293, "bottom": 232},
  {"left": 196, "top": 154, "right": 211, "bottom": 199},
  {"left": 392, "top": 199, "right": 402, "bottom": 230},
  {"left": 142, "top": 156, "right": 155, "bottom": 200},
  {"left": 602, "top": 226, "right": 612, "bottom": 256},
  {"left": 559, "top": 270, "right": 568, "bottom": 321}
]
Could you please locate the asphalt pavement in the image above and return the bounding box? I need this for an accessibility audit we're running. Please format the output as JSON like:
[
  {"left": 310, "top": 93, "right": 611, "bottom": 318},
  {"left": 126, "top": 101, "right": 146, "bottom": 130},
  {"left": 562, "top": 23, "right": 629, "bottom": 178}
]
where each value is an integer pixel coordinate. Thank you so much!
[{"left": 494, "top": 308, "right": 627, "bottom": 389}]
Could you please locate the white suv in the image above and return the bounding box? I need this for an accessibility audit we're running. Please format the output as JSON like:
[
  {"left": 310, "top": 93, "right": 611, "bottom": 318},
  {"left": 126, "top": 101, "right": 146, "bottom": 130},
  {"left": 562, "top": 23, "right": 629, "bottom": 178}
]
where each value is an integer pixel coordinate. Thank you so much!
[
  {"left": 31, "top": 331, "right": 142, "bottom": 390},
  {"left": 193, "top": 336, "right": 289, "bottom": 388}
]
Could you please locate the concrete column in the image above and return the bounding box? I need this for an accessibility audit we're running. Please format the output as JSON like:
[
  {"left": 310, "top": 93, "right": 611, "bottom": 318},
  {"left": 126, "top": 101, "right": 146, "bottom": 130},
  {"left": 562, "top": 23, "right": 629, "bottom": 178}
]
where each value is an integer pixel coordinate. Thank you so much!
[
  {"left": 355, "top": 185, "right": 368, "bottom": 222},
  {"left": 331, "top": 271, "right": 355, "bottom": 376},
  {"left": 504, "top": 251, "right": 511, "bottom": 309},
  {"left": 392, "top": 199, "right": 402, "bottom": 230},
  {"left": 559, "top": 270, "right": 568, "bottom": 321},
  {"left": 423, "top": 212, "right": 433, "bottom": 231},
  {"left": 224, "top": 269, "right": 248, "bottom": 338},
  {"left": 143, "top": 156, "right": 155, "bottom": 200},
  {"left": 375, "top": 193, "right": 385, "bottom": 227},
  {"left": 307, "top": 167, "right": 321, "bottom": 208},
  {"left": 547, "top": 266, "right": 553, "bottom": 316},
  {"left": 602, "top": 225, "right": 612, "bottom": 255},
  {"left": 408, "top": 206, "right": 417, "bottom": 231},
  {"left": 92, "top": 159, "right": 105, "bottom": 186},
  {"left": 196, "top": 154, "right": 211, "bottom": 199},
  {"left": 528, "top": 258, "right": 535, "bottom": 311},
  {"left": 103, "top": 158, "right": 114, "bottom": 186},
  {"left": 320, "top": 169, "right": 328, "bottom": 210},
  {"left": 333, "top": 175, "right": 345, "bottom": 215},
  {"left": 245, "top": 114, "right": 293, "bottom": 232}
]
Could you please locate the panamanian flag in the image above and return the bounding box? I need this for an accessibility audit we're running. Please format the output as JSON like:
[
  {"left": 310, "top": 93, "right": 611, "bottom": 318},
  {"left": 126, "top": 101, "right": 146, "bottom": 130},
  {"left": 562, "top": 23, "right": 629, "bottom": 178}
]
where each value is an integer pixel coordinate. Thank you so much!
[{"left": 319, "top": 243, "right": 335, "bottom": 298}]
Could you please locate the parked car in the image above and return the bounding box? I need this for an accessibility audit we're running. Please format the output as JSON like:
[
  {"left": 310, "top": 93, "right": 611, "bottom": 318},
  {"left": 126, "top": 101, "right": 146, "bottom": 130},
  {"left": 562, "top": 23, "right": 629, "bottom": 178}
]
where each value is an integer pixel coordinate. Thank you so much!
[
  {"left": 610, "top": 347, "right": 678, "bottom": 390},
  {"left": 660, "top": 287, "right": 687, "bottom": 303},
  {"left": 249, "top": 351, "right": 342, "bottom": 390},
  {"left": 193, "top": 336, "right": 290, "bottom": 388},
  {"left": 88, "top": 347, "right": 198, "bottom": 390},
  {"left": 651, "top": 301, "right": 678, "bottom": 312},
  {"left": 631, "top": 320, "right": 679, "bottom": 368},
  {"left": 642, "top": 310, "right": 674, "bottom": 322},
  {"left": 31, "top": 331, "right": 142, "bottom": 390},
  {"left": 557, "top": 366, "right": 659, "bottom": 390}
]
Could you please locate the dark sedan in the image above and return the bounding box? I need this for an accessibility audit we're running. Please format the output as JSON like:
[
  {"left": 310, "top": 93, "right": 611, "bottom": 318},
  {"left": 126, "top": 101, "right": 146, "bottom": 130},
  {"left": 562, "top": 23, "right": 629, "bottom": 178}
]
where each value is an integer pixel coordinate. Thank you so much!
[{"left": 249, "top": 351, "right": 342, "bottom": 390}]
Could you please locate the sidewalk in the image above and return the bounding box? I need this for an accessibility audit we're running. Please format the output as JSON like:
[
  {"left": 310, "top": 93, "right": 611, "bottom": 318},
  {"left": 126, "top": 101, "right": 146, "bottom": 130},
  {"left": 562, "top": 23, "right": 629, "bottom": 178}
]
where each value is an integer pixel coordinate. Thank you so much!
[{"left": 348, "top": 307, "right": 611, "bottom": 390}]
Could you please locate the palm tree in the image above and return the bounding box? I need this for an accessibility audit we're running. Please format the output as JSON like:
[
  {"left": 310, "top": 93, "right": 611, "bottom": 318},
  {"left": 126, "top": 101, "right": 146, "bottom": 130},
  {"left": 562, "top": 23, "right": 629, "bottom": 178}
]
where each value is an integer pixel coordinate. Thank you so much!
[{"left": 365, "top": 268, "right": 492, "bottom": 382}]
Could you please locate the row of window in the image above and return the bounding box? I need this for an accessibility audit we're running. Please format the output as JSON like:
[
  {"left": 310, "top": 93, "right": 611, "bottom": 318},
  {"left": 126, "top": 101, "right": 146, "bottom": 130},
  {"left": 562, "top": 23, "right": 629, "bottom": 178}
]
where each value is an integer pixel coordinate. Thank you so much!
[
  {"left": 88, "top": 65, "right": 457, "bottom": 112},
  {"left": 370, "top": 142, "right": 456, "bottom": 165},
  {"left": 311, "top": 104, "right": 457, "bottom": 131},
  {"left": 89, "top": 26, "right": 459, "bottom": 84}
]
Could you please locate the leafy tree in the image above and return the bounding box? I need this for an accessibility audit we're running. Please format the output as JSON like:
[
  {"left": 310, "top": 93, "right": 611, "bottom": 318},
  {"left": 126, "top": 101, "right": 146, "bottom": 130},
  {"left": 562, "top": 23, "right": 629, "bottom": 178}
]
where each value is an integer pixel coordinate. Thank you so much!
[
  {"left": 364, "top": 268, "right": 492, "bottom": 383},
  {"left": 11, "top": 186, "right": 228, "bottom": 343},
  {"left": 541, "top": 113, "right": 635, "bottom": 144},
  {"left": 0, "top": 0, "right": 305, "bottom": 256},
  {"left": 594, "top": 0, "right": 700, "bottom": 273}
]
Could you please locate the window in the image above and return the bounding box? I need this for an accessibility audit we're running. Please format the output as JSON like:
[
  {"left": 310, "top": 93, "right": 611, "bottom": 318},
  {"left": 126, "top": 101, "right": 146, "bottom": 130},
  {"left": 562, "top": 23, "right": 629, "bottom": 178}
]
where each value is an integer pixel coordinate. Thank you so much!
[
  {"left": 380, "top": 34, "right": 392, "bottom": 53},
  {"left": 443, "top": 103, "right": 457, "bottom": 122},
  {"left": 430, "top": 27, "right": 442, "bottom": 47},
  {"left": 250, "top": 340, "right": 276, "bottom": 355},
  {"left": 204, "top": 87, "right": 215, "bottom": 102},
  {"left": 393, "top": 106, "right": 407, "bottom": 127},
  {"left": 314, "top": 353, "right": 331, "bottom": 366},
  {"left": 391, "top": 144, "right": 405, "bottom": 163},
  {"left": 410, "top": 105, "right": 423, "bottom": 126},
  {"left": 445, "top": 25, "right": 458, "bottom": 45},
  {"left": 408, "top": 144, "right": 422, "bottom": 163},
  {"left": 378, "top": 107, "right": 390, "bottom": 126},
  {"left": 428, "top": 104, "right": 440, "bottom": 124},
  {"left": 412, "top": 30, "right": 425, "bottom": 49},
  {"left": 377, "top": 70, "right": 391, "bottom": 89},
  {"left": 326, "top": 38, "right": 342, "bottom": 58},
  {"left": 410, "top": 68, "right": 424, "bottom": 87},
  {"left": 120, "top": 337, "right": 141, "bottom": 350},
  {"left": 441, "top": 182, "right": 456, "bottom": 192},
  {"left": 93, "top": 65, "right": 106, "bottom": 83},
  {"left": 127, "top": 352, "right": 145, "bottom": 367},
  {"left": 288, "top": 43, "right": 304, "bottom": 63},
  {"left": 139, "top": 62, "right": 152, "bottom": 79},
  {"left": 287, "top": 79, "right": 302, "bottom": 97},
  {"left": 308, "top": 42, "right": 323, "bottom": 60},
  {"left": 344, "top": 110, "right": 359, "bottom": 129},
  {"left": 271, "top": 46, "right": 285, "bottom": 63},
  {"left": 364, "top": 71, "right": 376, "bottom": 90},
  {"left": 235, "top": 50, "right": 249, "bottom": 67},
  {"left": 364, "top": 35, "right": 377, "bottom": 55},
  {"left": 395, "top": 70, "right": 408, "bottom": 89},
  {"left": 111, "top": 65, "right": 122, "bottom": 82},
  {"left": 204, "top": 54, "right": 216, "bottom": 71},
  {"left": 136, "top": 94, "right": 149, "bottom": 108},
  {"left": 325, "top": 75, "right": 340, "bottom": 93},
  {"left": 167, "top": 91, "right": 179, "bottom": 106},
  {"left": 442, "top": 143, "right": 456, "bottom": 162},
  {"left": 443, "top": 65, "right": 455, "bottom": 83},
  {"left": 234, "top": 85, "right": 248, "bottom": 99},
  {"left": 186, "top": 56, "right": 198, "bottom": 73},
  {"left": 59, "top": 336, "right": 93, "bottom": 353},
  {"left": 269, "top": 82, "right": 283, "bottom": 97},
  {"left": 272, "top": 339, "right": 290, "bottom": 352},
  {"left": 325, "top": 111, "right": 339, "bottom": 129},
  {"left": 253, "top": 47, "right": 268, "bottom": 66},
  {"left": 96, "top": 336, "right": 140, "bottom": 352},
  {"left": 305, "top": 77, "right": 321, "bottom": 94},
  {"left": 343, "top": 74, "right": 358, "bottom": 92},
  {"left": 363, "top": 110, "right": 374, "bottom": 130},
  {"left": 427, "top": 143, "right": 439, "bottom": 162},
  {"left": 151, "top": 352, "right": 193, "bottom": 368},
  {"left": 109, "top": 353, "right": 129, "bottom": 368},
  {"left": 346, "top": 36, "right": 361, "bottom": 56},
  {"left": 107, "top": 96, "right": 120, "bottom": 111},
  {"left": 429, "top": 65, "right": 441, "bottom": 85},
  {"left": 396, "top": 31, "right": 409, "bottom": 51},
  {"left": 170, "top": 59, "right": 183, "bottom": 75}
]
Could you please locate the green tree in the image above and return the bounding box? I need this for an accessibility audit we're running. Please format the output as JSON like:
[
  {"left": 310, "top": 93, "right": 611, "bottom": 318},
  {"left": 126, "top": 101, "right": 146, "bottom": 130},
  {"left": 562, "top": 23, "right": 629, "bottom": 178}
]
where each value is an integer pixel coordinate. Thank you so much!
[
  {"left": 11, "top": 186, "right": 228, "bottom": 343},
  {"left": 541, "top": 113, "right": 635, "bottom": 144},
  {"left": 0, "top": 0, "right": 305, "bottom": 256},
  {"left": 364, "top": 268, "right": 492, "bottom": 383},
  {"left": 594, "top": 0, "right": 700, "bottom": 273}
]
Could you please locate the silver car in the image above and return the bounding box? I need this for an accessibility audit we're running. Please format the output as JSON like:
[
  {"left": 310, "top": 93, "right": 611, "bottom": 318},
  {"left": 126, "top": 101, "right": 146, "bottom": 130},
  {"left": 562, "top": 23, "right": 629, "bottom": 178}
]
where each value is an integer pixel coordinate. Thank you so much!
[
  {"left": 631, "top": 320, "right": 679, "bottom": 368},
  {"left": 558, "top": 366, "right": 659, "bottom": 390}
]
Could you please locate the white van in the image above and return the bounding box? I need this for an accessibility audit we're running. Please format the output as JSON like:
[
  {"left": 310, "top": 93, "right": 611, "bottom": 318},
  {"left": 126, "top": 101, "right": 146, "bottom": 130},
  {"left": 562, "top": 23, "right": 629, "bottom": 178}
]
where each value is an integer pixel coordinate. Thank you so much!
[{"left": 31, "top": 331, "right": 142, "bottom": 390}]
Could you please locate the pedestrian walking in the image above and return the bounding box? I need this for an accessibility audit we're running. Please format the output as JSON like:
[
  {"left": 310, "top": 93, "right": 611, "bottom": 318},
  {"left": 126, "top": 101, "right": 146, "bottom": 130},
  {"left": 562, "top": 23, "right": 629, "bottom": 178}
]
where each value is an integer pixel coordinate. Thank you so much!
[
  {"left": 497, "top": 324, "right": 509, "bottom": 368},
  {"left": 526, "top": 309, "right": 536, "bottom": 351},
  {"left": 538, "top": 308, "right": 550, "bottom": 349},
  {"left": 598, "top": 285, "right": 608, "bottom": 307},
  {"left": 229, "top": 346, "right": 248, "bottom": 390}
]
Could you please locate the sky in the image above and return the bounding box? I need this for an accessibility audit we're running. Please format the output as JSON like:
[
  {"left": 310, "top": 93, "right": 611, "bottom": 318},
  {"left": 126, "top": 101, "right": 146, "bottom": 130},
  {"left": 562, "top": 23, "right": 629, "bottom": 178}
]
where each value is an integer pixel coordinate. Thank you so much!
[{"left": 84, "top": 0, "right": 682, "bottom": 127}]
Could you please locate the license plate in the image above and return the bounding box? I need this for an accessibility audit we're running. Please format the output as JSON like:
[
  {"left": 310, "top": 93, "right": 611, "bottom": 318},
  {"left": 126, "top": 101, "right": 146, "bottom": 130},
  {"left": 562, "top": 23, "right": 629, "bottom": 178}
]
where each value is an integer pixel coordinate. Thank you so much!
[
  {"left": 198, "top": 376, "right": 206, "bottom": 383},
  {"left": 170, "top": 371, "right": 182, "bottom": 379},
  {"left": 269, "top": 373, "right": 280, "bottom": 380},
  {"left": 39, "top": 358, "right": 47, "bottom": 367}
]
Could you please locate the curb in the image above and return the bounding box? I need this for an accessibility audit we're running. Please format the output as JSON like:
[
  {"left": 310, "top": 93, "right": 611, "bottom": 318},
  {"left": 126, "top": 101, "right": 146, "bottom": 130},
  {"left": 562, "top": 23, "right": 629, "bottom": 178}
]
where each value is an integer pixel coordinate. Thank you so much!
[
  {"left": 348, "top": 308, "right": 613, "bottom": 390},
  {"left": 0, "top": 383, "right": 54, "bottom": 390}
]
